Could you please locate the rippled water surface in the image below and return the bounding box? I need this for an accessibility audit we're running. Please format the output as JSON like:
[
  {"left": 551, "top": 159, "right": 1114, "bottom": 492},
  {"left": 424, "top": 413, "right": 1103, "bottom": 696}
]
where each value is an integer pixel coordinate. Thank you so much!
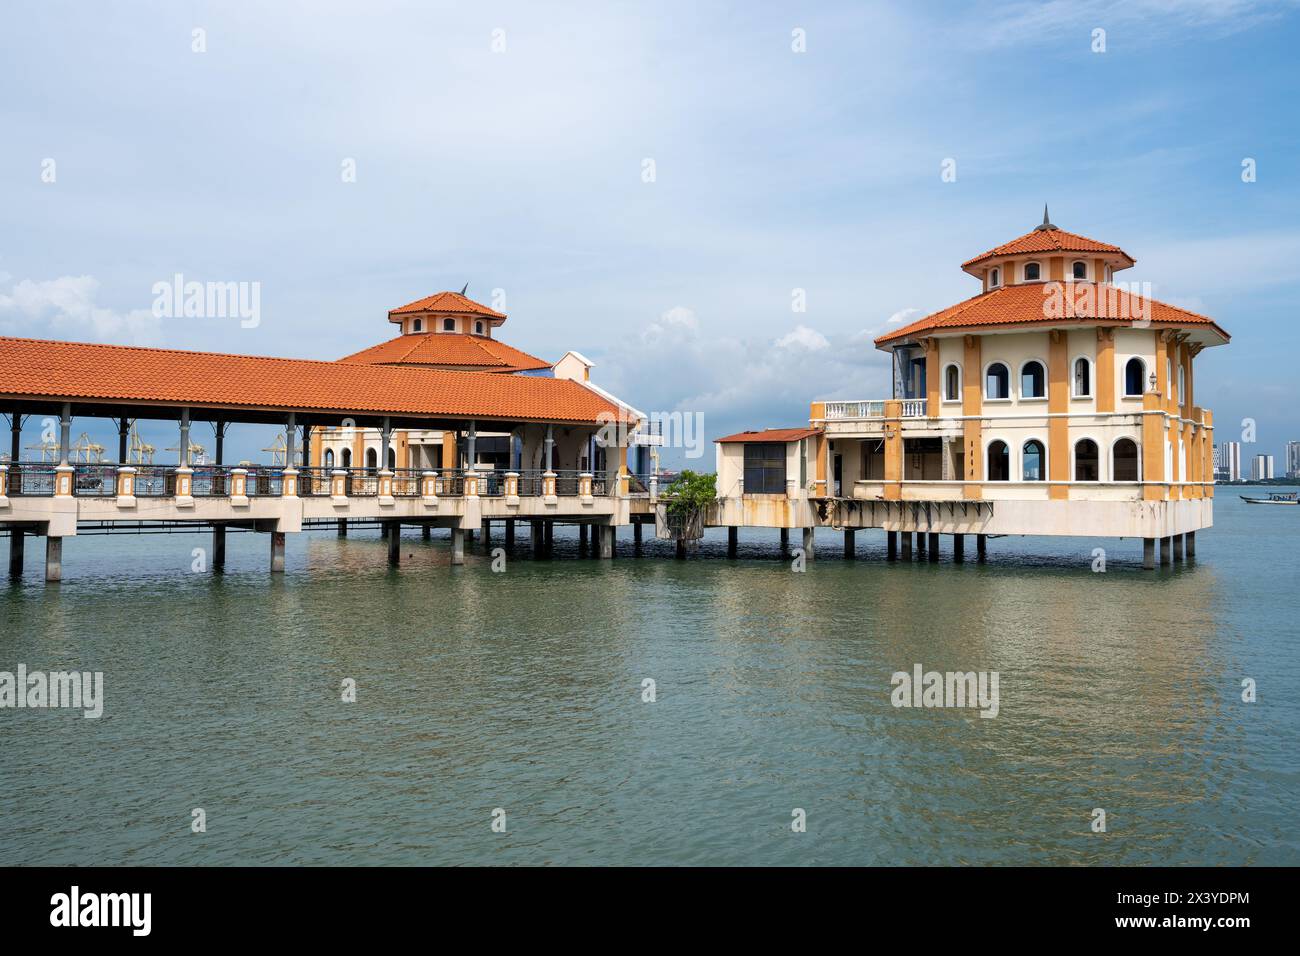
[{"left": 2, "top": 493, "right": 1297, "bottom": 865}]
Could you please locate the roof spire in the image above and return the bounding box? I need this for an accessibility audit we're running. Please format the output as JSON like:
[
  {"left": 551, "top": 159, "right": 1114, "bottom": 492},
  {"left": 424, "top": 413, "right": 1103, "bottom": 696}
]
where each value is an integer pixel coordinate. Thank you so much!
[
  {"left": 460, "top": 282, "right": 469, "bottom": 295},
  {"left": 1034, "top": 204, "right": 1057, "bottom": 232}
]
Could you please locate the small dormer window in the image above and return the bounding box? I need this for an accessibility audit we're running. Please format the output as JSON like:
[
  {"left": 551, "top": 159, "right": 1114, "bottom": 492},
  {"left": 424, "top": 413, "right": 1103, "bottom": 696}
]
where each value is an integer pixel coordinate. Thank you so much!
[
  {"left": 1072, "top": 260, "right": 1086, "bottom": 280},
  {"left": 412, "top": 318, "right": 422, "bottom": 333},
  {"left": 443, "top": 318, "right": 455, "bottom": 332},
  {"left": 475, "top": 320, "right": 484, "bottom": 335},
  {"left": 989, "top": 267, "right": 1000, "bottom": 288},
  {"left": 1024, "top": 262, "right": 1041, "bottom": 281}
]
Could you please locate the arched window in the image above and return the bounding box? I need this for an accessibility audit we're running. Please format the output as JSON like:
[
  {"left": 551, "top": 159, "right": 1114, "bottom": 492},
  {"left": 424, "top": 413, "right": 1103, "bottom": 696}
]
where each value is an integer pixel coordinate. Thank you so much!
[
  {"left": 475, "top": 320, "right": 484, "bottom": 335},
  {"left": 986, "top": 362, "right": 1010, "bottom": 400},
  {"left": 412, "top": 318, "right": 423, "bottom": 333},
  {"left": 387, "top": 447, "right": 396, "bottom": 470},
  {"left": 1113, "top": 438, "right": 1139, "bottom": 482},
  {"left": 1166, "top": 358, "right": 1173, "bottom": 398},
  {"left": 366, "top": 448, "right": 377, "bottom": 470},
  {"left": 342, "top": 448, "right": 352, "bottom": 468},
  {"left": 989, "top": 267, "right": 1000, "bottom": 287},
  {"left": 1022, "top": 440, "right": 1045, "bottom": 481},
  {"left": 324, "top": 449, "right": 334, "bottom": 469},
  {"left": 1124, "top": 357, "right": 1145, "bottom": 396},
  {"left": 1177, "top": 364, "right": 1185, "bottom": 402},
  {"left": 1073, "top": 357, "right": 1091, "bottom": 397},
  {"left": 1020, "top": 360, "right": 1046, "bottom": 399},
  {"left": 1075, "top": 439, "right": 1099, "bottom": 482},
  {"left": 1023, "top": 262, "right": 1041, "bottom": 281},
  {"left": 943, "top": 364, "right": 961, "bottom": 402},
  {"left": 988, "top": 441, "right": 1010, "bottom": 481},
  {"left": 443, "top": 318, "right": 456, "bottom": 332},
  {"left": 1072, "top": 260, "right": 1087, "bottom": 280}
]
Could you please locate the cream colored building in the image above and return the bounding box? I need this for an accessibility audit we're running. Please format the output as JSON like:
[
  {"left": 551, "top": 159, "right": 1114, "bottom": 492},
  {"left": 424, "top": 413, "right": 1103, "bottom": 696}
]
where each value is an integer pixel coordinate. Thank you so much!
[{"left": 714, "top": 212, "right": 1229, "bottom": 568}]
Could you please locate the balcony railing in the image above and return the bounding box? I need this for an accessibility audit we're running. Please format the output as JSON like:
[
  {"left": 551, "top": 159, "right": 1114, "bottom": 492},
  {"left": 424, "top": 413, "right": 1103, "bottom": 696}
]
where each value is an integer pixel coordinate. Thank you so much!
[
  {"left": 73, "top": 464, "right": 117, "bottom": 497},
  {"left": 824, "top": 399, "right": 927, "bottom": 420}
]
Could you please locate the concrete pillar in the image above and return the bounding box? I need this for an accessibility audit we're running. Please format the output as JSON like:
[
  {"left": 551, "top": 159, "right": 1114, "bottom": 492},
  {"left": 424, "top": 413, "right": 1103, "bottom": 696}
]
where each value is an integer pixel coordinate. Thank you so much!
[
  {"left": 212, "top": 526, "right": 226, "bottom": 571},
  {"left": 1186, "top": 531, "right": 1196, "bottom": 558},
  {"left": 599, "top": 525, "right": 614, "bottom": 559},
  {"left": 779, "top": 528, "right": 790, "bottom": 555},
  {"left": 45, "top": 535, "right": 62, "bottom": 582},
  {"left": 675, "top": 538, "right": 686, "bottom": 560},
  {"left": 901, "top": 531, "right": 912, "bottom": 559},
  {"left": 886, "top": 530, "right": 897, "bottom": 561},
  {"left": 506, "top": 520, "right": 515, "bottom": 550},
  {"left": 843, "top": 529, "right": 855, "bottom": 559},
  {"left": 466, "top": 528, "right": 474, "bottom": 543},
  {"left": 544, "top": 521, "right": 554, "bottom": 555},
  {"left": 578, "top": 524, "right": 588, "bottom": 550},
  {"left": 451, "top": 528, "right": 465, "bottom": 565},
  {"left": 802, "top": 527, "right": 815, "bottom": 562},
  {"left": 633, "top": 521, "right": 643, "bottom": 552},
  {"left": 117, "top": 417, "right": 129, "bottom": 463},
  {"left": 421, "top": 524, "right": 431, "bottom": 540},
  {"left": 728, "top": 526, "right": 738, "bottom": 558},
  {"left": 387, "top": 523, "right": 400, "bottom": 567},
  {"left": 609, "top": 527, "right": 617, "bottom": 557},
  {"left": 927, "top": 532, "right": 939, "bottom": 562},
  {"left": 952, "top": 534, "right": 964, "bottom": 563},
  {"left": 337, "top": 519, "right": 347, "bottom": 538},
  {"left": 1160, "top": 536, "right": 1171, "bottom": 566},
  {"left": 8, "top": 528, "right": 24, "bottom": 580},
  {"left": 1172, "top": 533, "right": 1184, "bottom": 562},
  {"left": 270, "top": 532, "right": 286, "bottom": 573},
  {"left": 976, "top": 534, "right": 987, "bottom": 562},
  {"left": 1143, "top": 538, "right": 1156, "bottom": 570},
  {"left": 531, "top": 521, "right": 543, "bottom": 555},
  {"left": 482, "top": 519, "right": 491, "bottom": 548}
]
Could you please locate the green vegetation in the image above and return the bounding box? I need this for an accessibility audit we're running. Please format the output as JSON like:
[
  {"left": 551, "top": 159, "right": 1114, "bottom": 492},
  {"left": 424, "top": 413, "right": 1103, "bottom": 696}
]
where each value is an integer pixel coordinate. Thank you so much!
[{"left": 661, "top": 470, "right": 717, "bottom": 518}]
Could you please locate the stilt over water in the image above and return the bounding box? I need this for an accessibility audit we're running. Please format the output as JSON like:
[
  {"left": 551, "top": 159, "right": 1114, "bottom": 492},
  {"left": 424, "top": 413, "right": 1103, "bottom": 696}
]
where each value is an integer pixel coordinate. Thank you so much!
[
  {"left": 45, "top": 536, "right": 62, "bottom": 582},
  {"left": 8, "top": 529, "right": 24, "bottom": 580},
  {"left": 213, "top": 526, "right": 226, "bottom": 571},
  {"left": 451, "top": 528, "right": 465, "bottom": 566},
  {"left": 270, "top": 532, "right": 286, "bottom": 573}
]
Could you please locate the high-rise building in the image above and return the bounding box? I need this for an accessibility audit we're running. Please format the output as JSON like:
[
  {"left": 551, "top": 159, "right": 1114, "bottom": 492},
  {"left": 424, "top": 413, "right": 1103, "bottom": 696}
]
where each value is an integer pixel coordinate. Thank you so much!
[
  {"left": 1251, "top": 454, "right": 1274, "bottom": 481},
  {"left": 1287, "top": 440, "right": 1300, "bottom": 479},
  {"left": 1221, "top": 441, "right": 1241, "bottom": 482}
]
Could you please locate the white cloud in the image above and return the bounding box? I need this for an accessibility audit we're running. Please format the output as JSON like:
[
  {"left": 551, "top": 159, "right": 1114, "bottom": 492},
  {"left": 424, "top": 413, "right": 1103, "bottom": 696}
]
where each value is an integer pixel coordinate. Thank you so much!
[
  {"left": 774, "top": 325, "right": 830, "bottom": 351},
  {"left": 0, "top": 275, "right": 161, "bottom": 345}
]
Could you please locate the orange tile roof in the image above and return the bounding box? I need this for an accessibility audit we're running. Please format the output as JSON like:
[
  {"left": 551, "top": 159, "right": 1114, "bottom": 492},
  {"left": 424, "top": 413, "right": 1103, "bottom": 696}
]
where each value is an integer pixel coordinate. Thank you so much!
[
  {"left": 716, "top": 427, "right": 821, "bottom": 444},
  {"left": 962, "top": 228, "right": 1133, "bottom": 270},
  {"left": 0, "top": 336, "right": 617, "bottom": 424},
  {"left": 389, "top": 290, "right": 506, "bottom": 319},
  {"left": 340, "top": 333, "right": 550, "bottom": 372},
  {"left": 874, "top": 281, "right": 1230, "bottom": 347}
]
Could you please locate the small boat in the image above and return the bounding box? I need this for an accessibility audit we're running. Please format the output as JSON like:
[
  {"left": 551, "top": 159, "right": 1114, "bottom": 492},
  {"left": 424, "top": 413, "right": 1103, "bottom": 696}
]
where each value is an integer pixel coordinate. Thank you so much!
[{"left": 1240, "top": 492, "right": 1299, "bottom": 505}]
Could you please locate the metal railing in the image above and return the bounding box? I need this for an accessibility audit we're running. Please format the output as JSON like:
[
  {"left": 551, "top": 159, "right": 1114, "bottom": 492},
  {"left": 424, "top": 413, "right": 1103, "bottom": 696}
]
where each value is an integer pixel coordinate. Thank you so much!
[
  {"left": 73, "top": 464, "right": 117, "bottom": 497},
  {"left": 245, "top": 468, "right": 284, "bottom": 497},
  {"left": 6, "top": 463, "right": 57, "bottom": 497},
  {"left": 192, "top": 467, "right": 230, "bottom": 497},
  {"left": 297, "top": 467, "right": 333, "bottom": 497},
  {"left": 344, "top": 469, "right": 377, "bottom": 497},
  {"left": 392, "top": 469, "right": 422, "bottom": 497},
  {"left": 134, "top": 465, "right": 177, "bottom": 497},
  {"left": 554, "top": 470, "right": 582, "bottom": 496}
]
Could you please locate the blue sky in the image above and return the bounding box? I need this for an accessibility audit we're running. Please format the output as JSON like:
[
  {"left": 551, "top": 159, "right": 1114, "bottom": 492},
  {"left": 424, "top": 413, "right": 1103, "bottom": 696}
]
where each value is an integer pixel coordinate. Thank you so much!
[{"left": 2, "top": 0, "right": 1299, "bottom": 467}]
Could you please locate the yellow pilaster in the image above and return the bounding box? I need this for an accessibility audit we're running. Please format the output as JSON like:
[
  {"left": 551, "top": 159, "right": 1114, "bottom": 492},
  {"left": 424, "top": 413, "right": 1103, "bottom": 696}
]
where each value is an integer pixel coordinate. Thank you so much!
[
  {"left": 1141, "top": 391, "right": 1166, "bottom": 500},
  {"left": 441, "top": 431, "right": 457, "bottom": 469},
  {"left": 1048, "top": 330, "right": 1069, "bottom": 499},
  {"left": 1096, "top": 327, "right": 1115, "bottom": 413},
  {"left": 883, "top": 400, "right": 902, "bottom": 500},
  {"left": 962, "top": 334, "right": 982, "bottom": 499}
]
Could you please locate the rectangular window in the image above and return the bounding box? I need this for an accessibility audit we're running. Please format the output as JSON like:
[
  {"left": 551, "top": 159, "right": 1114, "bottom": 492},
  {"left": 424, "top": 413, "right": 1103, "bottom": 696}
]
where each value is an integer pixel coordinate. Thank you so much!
[{"left": 744, "top": 443, "right": 787, "bottom": 495}]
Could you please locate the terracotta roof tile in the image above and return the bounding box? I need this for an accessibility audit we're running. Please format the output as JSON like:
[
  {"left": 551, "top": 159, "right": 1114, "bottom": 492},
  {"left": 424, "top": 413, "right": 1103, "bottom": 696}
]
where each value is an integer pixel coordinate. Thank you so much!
[
  {"left": 389, "top": 291, "right": 506, "bottom": 318},
  {"left": 716, "top": 427, "right": 820, "bottom": 444},
  {"left": 340, "top": 333, "right": 550, "bottom": 372},
  {"left": 962, "top": 228, "right": 1133, "bottom": 270},
  {"left": 874, "top": 282, "right": 1230, "bottom": 347},
  {"left": 0, "top": 336, "right": 615, "bottom": 424}
]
